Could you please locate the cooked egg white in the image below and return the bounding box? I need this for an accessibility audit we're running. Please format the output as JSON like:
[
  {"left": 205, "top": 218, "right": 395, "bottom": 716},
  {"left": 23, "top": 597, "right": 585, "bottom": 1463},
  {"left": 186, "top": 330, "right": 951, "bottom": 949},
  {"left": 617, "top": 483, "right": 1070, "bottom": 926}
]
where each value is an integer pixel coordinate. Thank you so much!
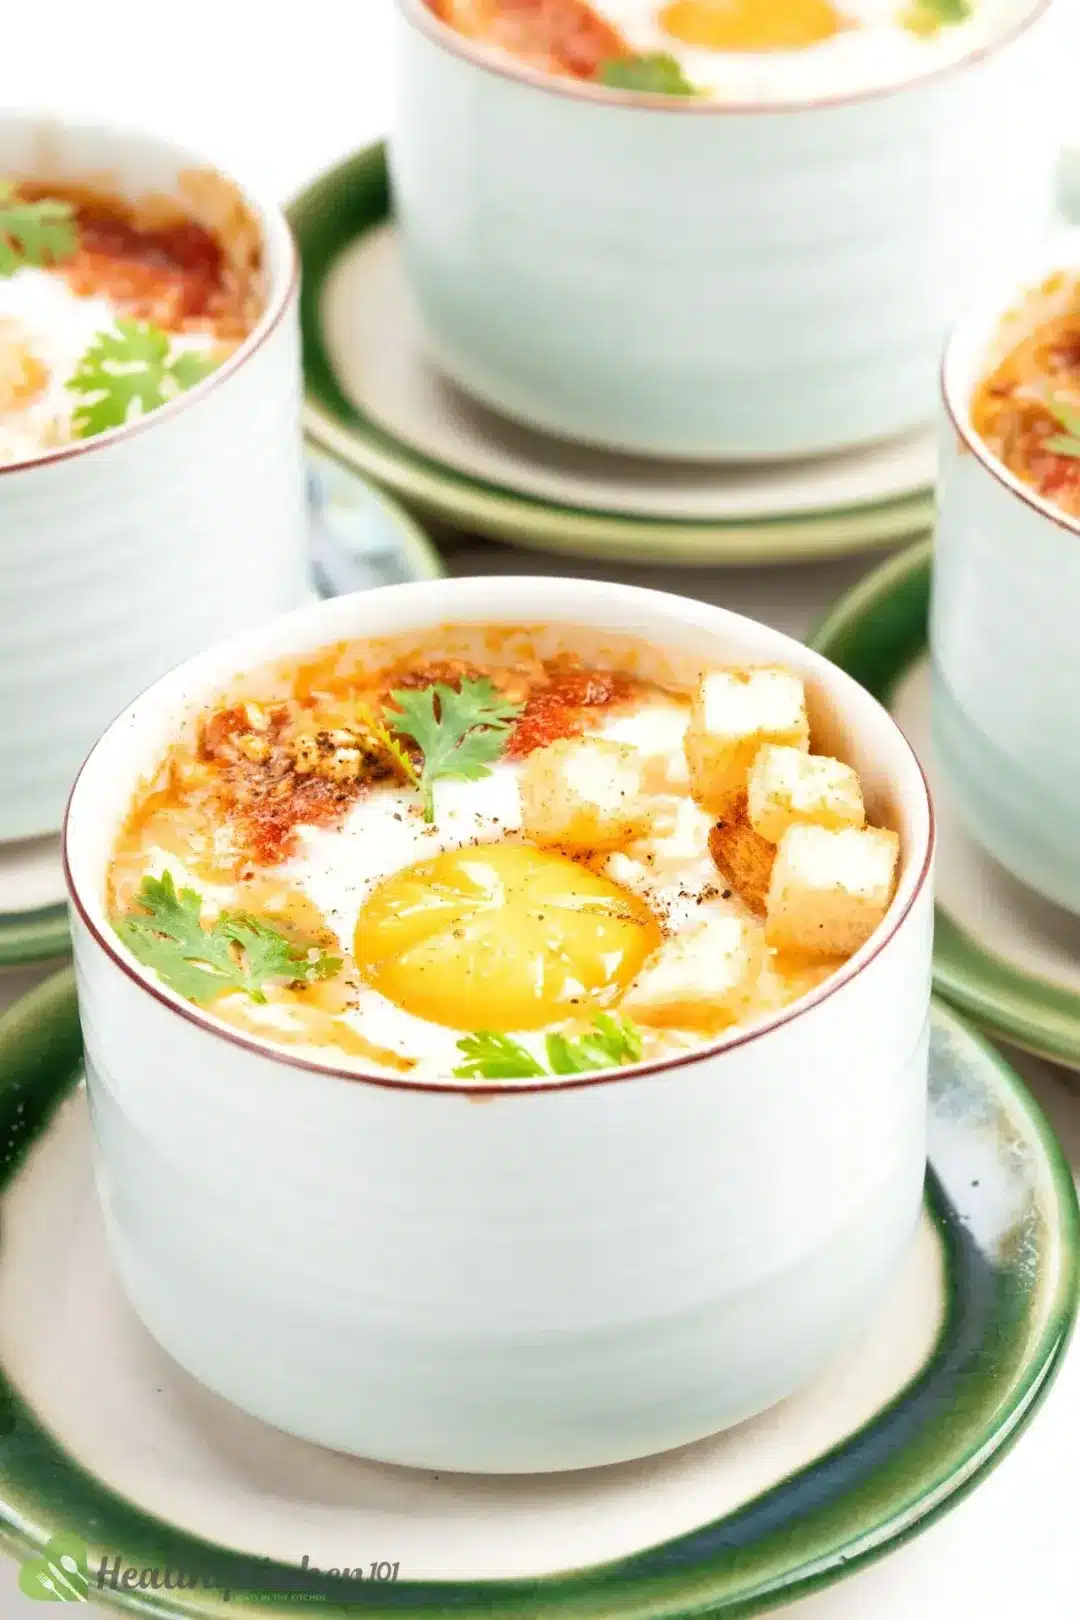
[
  {"left": 0, "top": 269, "right": 217, "bottom": 464},
  {"left": 591, "top": 0, "right": 1031, "bottom": 102},
  {"left": 135, "top": 691, "right": 761, "bottom": 1078}
]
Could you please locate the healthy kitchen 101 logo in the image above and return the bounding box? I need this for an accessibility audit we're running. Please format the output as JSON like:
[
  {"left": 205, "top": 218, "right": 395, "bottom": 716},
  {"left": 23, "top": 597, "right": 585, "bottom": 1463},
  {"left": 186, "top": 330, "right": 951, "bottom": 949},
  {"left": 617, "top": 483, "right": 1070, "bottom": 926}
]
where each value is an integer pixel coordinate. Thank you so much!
[
  {"left": 18, "top": 1534, "right": 402, "bottom": 1603},
  {"left": 18, "top": 1536, "right": 89, "bottom": 1602}
]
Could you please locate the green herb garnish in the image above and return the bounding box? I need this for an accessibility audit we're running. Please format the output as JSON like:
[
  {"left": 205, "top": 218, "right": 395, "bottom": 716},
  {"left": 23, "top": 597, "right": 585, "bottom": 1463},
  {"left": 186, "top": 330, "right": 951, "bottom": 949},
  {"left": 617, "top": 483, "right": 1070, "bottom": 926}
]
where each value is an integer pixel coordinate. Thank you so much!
[
  {"left": 901, "top": 0, "right": 972, "bottom": 36},
  {"left": 384, "top": 677, "right": 524, "bottom": 823},
  {"left": 596, "top": 53, "right": 700, "bottom": 96},
  {"left": 1044, "top": 396, "right": 1080, "bottom": 461},
  {"left": 453, "top": 1031, "right": 548, "bottom": 1080},
  {"left": 114, "top": 872, "right": 342, "bottom": 1005},
  {"left": 453, "top": 1014, "right": 644, "bottom": 1081},
  {"left": 0, "top": 184, "right": 76, "bottom": 277},
  {"left": 544, "top": 1012, "right": 644, "bottom": 1074},
  {"left": 66, "top": 320, "right": 219, "bottom": 438}
]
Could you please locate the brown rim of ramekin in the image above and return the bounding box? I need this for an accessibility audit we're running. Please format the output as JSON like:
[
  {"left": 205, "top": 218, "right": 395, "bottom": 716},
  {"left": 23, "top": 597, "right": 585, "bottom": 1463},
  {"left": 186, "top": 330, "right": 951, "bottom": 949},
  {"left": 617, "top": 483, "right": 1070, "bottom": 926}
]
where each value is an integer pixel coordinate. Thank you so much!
[
  {"left": 62, "top": 735, "right": 936, "bottom": 1100},
  {"left": 941, "top": 290, "right": 1080, "bottom": 542},
  {"left": 0, "top": 178, "right": 298, "bottom": 477},
  {"left": 397, "top": 0, "right": 1052, "bottom": 118}
]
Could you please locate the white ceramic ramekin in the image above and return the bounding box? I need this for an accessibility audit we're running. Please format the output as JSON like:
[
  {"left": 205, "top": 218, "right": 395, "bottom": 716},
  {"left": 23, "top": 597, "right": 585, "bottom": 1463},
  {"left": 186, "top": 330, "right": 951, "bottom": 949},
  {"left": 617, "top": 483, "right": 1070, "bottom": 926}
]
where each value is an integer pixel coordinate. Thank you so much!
[
  {"left": 0, "top": 114, "right": 311, "bottom": 843},
  {"left": 933, "top": 243, "right": 1080, "bottom": 912},
  {"left": 390, "top": 0, "right": 1061, "bottom": 461},
  {"left": 65, "top": 577, "right": 934, "bottom": 1473}
]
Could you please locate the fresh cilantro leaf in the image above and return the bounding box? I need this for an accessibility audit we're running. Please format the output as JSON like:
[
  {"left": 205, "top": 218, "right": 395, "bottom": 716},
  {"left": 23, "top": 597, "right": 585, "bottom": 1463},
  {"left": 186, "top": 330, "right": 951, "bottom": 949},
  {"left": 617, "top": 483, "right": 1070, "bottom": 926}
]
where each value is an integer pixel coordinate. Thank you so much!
[
  {"left": 596, "top": 53, "right": 699, "bottom": 96},
  {"left": 1045, "top": 396, "right": 1080, "bottom": 460},
  {"left": 66, "top": 320, "right": 219, "bottom": 438},
  {"left": 901, "top": 0, "right": 971, "bottom": 35},
  {"left": 384, "top": 677, "right": 524, "bottom": 822},
  {"left": 545, "top": 1013, "right": 644, "bottom": 1075},
  {"left": 453, "top": 1015, "right": 644, "bottom": 1080},
  {"left": 169, "top": 348, "right": 219, "bottom": 391},
  {"left": 215, "top": 913, "right": 342, "bottom": 1002},
  {"left": 114, "top": 871, "right": 342, "bottom": 1006},
  {"left": 453, "top": 1031, "right": 548, "bottom": 1080},
  {"left": 0, "top": 185, "right": 76, "bottom": 277}
]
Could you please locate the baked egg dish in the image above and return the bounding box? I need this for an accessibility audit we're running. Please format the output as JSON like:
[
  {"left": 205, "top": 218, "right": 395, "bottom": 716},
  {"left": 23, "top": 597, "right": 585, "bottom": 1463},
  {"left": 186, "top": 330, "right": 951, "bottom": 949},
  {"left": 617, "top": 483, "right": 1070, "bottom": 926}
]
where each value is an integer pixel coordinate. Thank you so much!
[
  {"left": 425, "top": 0, "right": 1030, "bottom": 104},
  {"left": 108, "top": 633, "right": 901, "bottom": 1082},
  {"left": 0, "top": 170, "right": 262, "bottom": 466},
  {"left": 972, "top": 273, "right": 1080, "bottom": 522}
]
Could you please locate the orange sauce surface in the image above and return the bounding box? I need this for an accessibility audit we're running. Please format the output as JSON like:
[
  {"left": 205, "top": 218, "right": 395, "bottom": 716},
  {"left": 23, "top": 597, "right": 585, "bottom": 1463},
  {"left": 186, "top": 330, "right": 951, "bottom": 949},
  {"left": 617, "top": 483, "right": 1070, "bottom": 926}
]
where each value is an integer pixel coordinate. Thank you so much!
[
  {"left": 972, "top": 292, "right": 1080, "bottom": 521},
  {"left": 110, "top": 653, "right": 647, "bottom": 896},
  {"left": 428, "top": 0, "right": 631, "bottom": 76},
  {"left": 18, "top": 181, "right": 258, "bottom": 338}
]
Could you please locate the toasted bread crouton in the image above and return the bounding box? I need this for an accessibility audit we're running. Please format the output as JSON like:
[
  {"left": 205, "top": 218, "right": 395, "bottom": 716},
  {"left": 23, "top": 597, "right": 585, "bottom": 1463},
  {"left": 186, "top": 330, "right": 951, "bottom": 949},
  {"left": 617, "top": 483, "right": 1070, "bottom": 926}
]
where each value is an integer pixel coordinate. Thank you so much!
[
  {"left": 751, "top": 953, "right": 837, "bottom": 1018},
  {"left": 519, "top": 736, "right": 651, "bottom": 852},
  {"left": 747, "top": 745, "right": 865, "bottom": 844},
  {"left": 684, "top": 666, "right": 810, "bottom": 812},
  {"left": 765, "top": 825, "right": 900, "bottom": 957},
  {"left": 708, "top": 792, "right": 776, "bottom": 918},
  {"left": 620, "top": 912, "right": 766, "bottom": 1032}
]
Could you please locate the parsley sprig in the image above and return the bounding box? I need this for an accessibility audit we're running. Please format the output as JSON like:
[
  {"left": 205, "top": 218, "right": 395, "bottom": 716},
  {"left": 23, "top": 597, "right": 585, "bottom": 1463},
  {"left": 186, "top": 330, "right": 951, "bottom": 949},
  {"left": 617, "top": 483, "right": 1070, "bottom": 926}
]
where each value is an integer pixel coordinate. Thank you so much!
[
  {"left": 596, "top": 53, "right": 699, "bottom": 96},
  {"left": 453, "top": 1014, "right": 644, "bottom": 1080},
  {"left": 114, "top": 872, "right": 342, "bottom": 1006},
  {"left": 384, "top": 677, "right": 524, "bottom": 823},
  {"left": 0, "top": 184, "right": 76, "bottom": 277},
  {"left": 901, "top": 0, "right": 972, "bottom": 36},
  {"left": 67, "top": 320, "right": 219, "bottom": 438},
  {"left": 1044, "top": 396, "right": 1080, "bottom": 461}
]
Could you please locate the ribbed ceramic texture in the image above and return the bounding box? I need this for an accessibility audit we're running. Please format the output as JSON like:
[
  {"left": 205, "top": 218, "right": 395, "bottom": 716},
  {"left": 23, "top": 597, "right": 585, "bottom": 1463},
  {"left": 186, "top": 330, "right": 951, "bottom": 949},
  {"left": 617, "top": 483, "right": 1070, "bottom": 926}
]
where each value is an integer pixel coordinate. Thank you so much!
[
  {"left": 0, "top": 321, "right": 309, "bottom": 841},
  {"left": 0, "top": 975, "right": 1075, "bottom": 1618},
  {"left": 932, "top": 430, "right": 1080, "bottom": 911},
  {"left": 933, "top": 239, "right": 1080, "bottom": 916},
  {"left": 0, "top": 114, "right": 310, "bottom": 842},
  {"left": 64, "top": 575, "right": 934, "bottom": 1474},
  {"left": 391, "top": 3, "right": 1061, "bottom": 460},
  {"left": 75, "top": 918, "right": 930, "bottom": 1474}
]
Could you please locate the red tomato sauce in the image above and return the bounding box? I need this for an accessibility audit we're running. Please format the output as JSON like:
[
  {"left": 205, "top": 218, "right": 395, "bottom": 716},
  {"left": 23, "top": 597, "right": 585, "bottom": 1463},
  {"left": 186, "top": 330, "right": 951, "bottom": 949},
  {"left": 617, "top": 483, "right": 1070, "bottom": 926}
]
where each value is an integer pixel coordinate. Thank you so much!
[{"left": 428, "top": 0, "right": 630, "bottom": 78}]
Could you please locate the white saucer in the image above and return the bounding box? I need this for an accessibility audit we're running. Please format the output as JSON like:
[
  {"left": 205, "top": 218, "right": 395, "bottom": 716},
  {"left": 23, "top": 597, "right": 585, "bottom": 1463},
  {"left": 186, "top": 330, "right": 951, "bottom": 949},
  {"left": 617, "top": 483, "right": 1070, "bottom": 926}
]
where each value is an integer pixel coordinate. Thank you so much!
[
  {"left": 1, "top": 976, "right": 1075, "bottom": 1618},
  {"left": 323, "top": 223, "right": 938, "bottom": 524}
]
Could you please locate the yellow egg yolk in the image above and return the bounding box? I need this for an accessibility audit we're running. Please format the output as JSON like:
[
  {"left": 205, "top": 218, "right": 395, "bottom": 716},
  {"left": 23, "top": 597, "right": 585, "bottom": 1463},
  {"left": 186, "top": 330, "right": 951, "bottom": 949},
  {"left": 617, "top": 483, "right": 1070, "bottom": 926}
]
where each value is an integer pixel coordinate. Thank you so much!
[
  {"left": 354, "top": 841, "right": 662, "bottom": 1032},
  {"left": 659, "top": 0, "right": 847, "bottom": 52}
]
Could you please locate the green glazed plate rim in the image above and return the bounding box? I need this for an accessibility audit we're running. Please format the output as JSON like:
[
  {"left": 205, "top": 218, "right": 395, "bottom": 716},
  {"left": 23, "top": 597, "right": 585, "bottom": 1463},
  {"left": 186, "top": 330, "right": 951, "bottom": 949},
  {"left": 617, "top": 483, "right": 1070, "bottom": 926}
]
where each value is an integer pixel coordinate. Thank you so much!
[
  {"left": 810, "top": 538, "right": 1080, "bottom": 1070},
  {"left": 0, "top": 971, "right": 1074, "bottom": 1617},
  {"left": 0, "top": 455, "right": 442, "bottom": 972},
  {"left": 288, "top": 144, "right": 936, "bottom": 567},
  {"left": 0, "top": 904, "right": 69, "bottom": 971}
]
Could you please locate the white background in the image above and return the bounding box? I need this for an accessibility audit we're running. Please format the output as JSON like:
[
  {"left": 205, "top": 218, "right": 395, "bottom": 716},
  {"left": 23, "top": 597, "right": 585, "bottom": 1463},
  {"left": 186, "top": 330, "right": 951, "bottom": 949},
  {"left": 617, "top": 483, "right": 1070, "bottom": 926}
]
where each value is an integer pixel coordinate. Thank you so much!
[{"left": 1, "top": 2, "right": 1080, "bottom": 1615}]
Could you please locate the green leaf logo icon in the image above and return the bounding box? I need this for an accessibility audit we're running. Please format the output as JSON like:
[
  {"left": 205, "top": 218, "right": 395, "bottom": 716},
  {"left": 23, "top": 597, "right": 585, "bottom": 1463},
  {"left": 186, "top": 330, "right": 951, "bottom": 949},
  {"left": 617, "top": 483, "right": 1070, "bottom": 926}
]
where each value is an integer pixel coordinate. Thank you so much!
[{"left": 18, "top": 1535, "right": 89, "bottom": 1602}]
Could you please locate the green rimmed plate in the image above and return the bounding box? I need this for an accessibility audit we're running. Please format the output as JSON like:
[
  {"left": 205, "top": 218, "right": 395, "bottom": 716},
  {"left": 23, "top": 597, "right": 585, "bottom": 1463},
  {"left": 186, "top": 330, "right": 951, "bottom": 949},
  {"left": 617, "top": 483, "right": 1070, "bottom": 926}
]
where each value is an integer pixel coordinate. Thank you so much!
[
  {"left": 289, "top": 145, "right": 937, "bottom": 567},
  {"left": 811, "top": 540, "right": 1080, "bottom": 1072},
  {"left": 0, "top": 971, "right": 1074, "bottom": 1617},
  {"left": 0, "top": 838, "right": 69, "bottom": 969},
  {"left": 0, "top": 453, "right": 442, "bottom": 972}
]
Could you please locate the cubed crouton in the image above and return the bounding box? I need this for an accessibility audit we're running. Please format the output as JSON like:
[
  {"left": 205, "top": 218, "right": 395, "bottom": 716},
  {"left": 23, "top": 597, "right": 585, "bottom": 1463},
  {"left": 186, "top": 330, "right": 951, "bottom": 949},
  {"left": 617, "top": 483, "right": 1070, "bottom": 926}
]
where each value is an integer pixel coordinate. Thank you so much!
[
  {"left": 519, "top": 736, "right": 650, "bottom": 851},
  {"left": 765, "top": 825, "right": 900, "bottom": 958},
  {"left": 620, "top": 912, "right": 766, "bottom": 1033},
  {"left": 750, "top": 953, "right": 837, "bottom": 1018},
  {"left": 708, "top": 792, "right": 776, "bottom": 918},
  {"left": 684, "top": 666, "right": 810, "bottom": 812},
  {"left": 747, "top": 745, "right": 865, "bottom": 843}
]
